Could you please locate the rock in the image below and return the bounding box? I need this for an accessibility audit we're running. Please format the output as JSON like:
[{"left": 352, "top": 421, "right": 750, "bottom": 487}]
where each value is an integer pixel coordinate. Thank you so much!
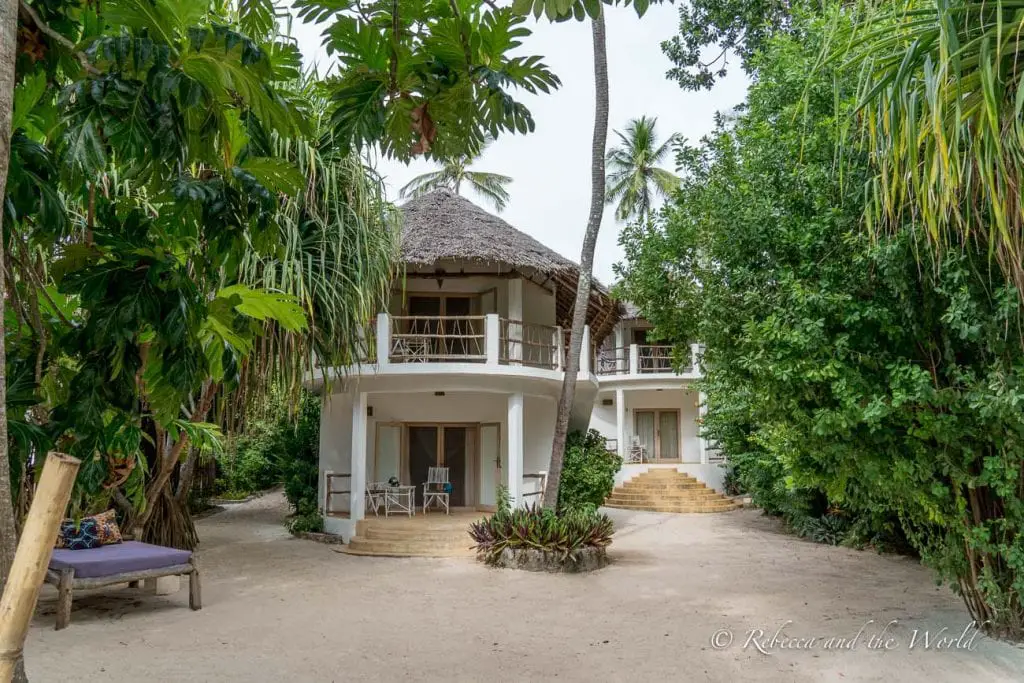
[{"left": 488, "top": 546, "right": 609, "bottom": 573}]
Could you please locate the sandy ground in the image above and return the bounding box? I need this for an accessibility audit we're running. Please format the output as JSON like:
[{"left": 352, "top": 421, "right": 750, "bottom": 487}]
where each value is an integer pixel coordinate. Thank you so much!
[{"left": 23, "top": 492, "right": 1024, "bottom": 683}]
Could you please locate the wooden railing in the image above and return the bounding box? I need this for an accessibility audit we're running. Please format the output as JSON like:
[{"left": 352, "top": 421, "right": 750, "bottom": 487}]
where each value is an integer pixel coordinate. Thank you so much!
[
  {"left": 500, "top": 319, "right": 562, "bottom": 369},
  {"left": 323, "top": 471, "right": 351, "bottom": 514},
  {"left": 389, "top": 315, "right": 486, "bottom": 363},
  {"left": 637, "top": 345, "right": 676, "bottom": 373}
]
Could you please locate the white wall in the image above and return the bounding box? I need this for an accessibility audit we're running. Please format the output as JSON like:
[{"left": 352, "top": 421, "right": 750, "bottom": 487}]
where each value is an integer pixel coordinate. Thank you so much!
[
  {"left": 318, "top": 392, "right": 354, "bottom": 513},
  {"left": 587, "top": 387, "right": 701, "bottom": 463},
  {"left": 522, "top": 279, "right": 556, "bottom": 327},
  {"left": 589, "top": 399, "right": 617, "bottom": 443},
  {"left": 626, "top": 388, "right": 701, "bottom": 463},
  {"left": 319, "top": 390, "right": 555, "bottom": 509}
]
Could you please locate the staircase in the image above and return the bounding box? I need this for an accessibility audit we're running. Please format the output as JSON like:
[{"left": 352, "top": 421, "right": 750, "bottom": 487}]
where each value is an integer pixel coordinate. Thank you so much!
[
  {"left": 340, "top": 511, "right": 477, "bottom": 558},
  {"left": 604, "top": 469, "right": 738, "bottom": 513}
]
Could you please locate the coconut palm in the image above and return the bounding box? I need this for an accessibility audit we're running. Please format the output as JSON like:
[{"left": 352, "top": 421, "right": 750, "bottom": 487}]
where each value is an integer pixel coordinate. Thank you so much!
[
  {"left": 511, "top": 0, "right": 661, "bottom": 510},
  {"left": 605, "top": 116, "right": 681, "bottom": 222},
  {"left": 399, "top": 144, "right": 513, "bottom": 212}
]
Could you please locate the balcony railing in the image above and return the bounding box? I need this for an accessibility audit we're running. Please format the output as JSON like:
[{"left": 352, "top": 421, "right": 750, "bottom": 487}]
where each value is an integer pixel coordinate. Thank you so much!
[
  {"left": 595, "top": 346, "right": 629, "bottom": 375},
  {"left": 389, "top": 315, "right": 486, "bottom": 363},
  {"left": 356, "top": 313, "right": 589, "bottom": 373},
  {"left": 594, "top": 343, "right": 701, "bottom": 376},
  {"left": 500, "top": 319, "right": 563, "bottom": 369}
]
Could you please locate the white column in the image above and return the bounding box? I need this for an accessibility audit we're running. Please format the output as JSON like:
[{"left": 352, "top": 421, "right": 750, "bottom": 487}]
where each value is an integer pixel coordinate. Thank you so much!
[
  {"left": 554, "top": 326, "right": 564, "bottom": 370},
  {"left": 508, "top": 278, "right": 523, "bottom": 363},
  {"left": 507, "top": 392, "right": 524, "bottom": 506},
  {"left": 691, "top": 343, "right": 701, "bottom": 374},
  {"left": 580, "top": 325, "right": 591, "bottom": 375},
  {"left": 615, "top": 388, "right": 627, "bottom": 461},
  {"left": 698, "top": 390, "right": 708, "bottom": 465},
  {"left": 629, "top": 344, "right": 639, "bottom": 376},
  {"left": 485, "top": 313, "right": 500, "bottom": 365},
  {"left": 614, "top": 324, "right": 625, "bottom": 373},
  {"left": 349, "top": 392, "right": 367, "bottom": 520},
  {"left": 376, "top": 313, "right": 390, "bottom": 366}
]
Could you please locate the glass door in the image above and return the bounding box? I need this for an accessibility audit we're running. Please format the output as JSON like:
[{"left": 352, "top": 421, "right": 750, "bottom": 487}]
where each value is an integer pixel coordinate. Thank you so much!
[
  {"left": 443, "top": 426, "right": 467, "bottom": 507},
  {"left": 479, "top": 423, "right": 501, "bottom": 507},
  {"left": 407, "top": 425, "right": 438, "bottom": 506},
  {"left": 635, "top": 411, "right": 656, "bottom": 461},
  {"left": 634, "top": 410, "right": 680, "bottom": 461}
]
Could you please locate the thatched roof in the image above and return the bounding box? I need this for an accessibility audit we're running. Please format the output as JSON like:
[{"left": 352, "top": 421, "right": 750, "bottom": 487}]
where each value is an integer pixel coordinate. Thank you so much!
[{"left": 398, "top": 189, "right": 621, "bottom": 343}]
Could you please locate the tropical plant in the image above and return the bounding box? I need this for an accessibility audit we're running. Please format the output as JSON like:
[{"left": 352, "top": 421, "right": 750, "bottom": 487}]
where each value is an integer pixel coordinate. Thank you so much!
[
  {"left": 511, "top": 0, "right": 664, "bottom": 512},
  {"left": 558, "top": 429, "right": 621, "bottom": 512},
  {"left": 619, "top": 6, "right": 1024, "bottom": 641},
  {"left": 605, "top": 115, "right": 681, "bottom": 221},
  {"left": 833, "top": 1, "right": 1024, "bottom": 294},
  {"left": 399, "top": 139, "right": 513, "bottom": 212},
  {"left": 294, "top": 0, "right": 561, "bottom": 161},
  {"left": 0, "top": 0, "right": 396, "bottom": 561},
  {"left": 468, "top": 487, "right": 614, "bottom": 565},
  {"left": 0, "top": 0, "right": 21, "bottom": 677}
]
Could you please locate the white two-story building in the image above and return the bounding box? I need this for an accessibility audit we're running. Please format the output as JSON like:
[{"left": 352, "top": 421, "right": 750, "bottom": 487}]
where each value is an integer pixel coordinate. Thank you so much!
[{"left": 307, "top": 190, "right": 719, "bottom": 540}]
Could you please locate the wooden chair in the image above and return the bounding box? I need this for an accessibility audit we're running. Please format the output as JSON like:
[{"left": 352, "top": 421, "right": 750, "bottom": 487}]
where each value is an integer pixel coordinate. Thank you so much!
[
  {"left": 423, "top": 467, "right": 450, "bottom": 514},
  {"left": 628, "top": 436, "right": 646, "bottom": 464},
  {"left": 365, "top": 482, "right": 389, "bottom": 516}
]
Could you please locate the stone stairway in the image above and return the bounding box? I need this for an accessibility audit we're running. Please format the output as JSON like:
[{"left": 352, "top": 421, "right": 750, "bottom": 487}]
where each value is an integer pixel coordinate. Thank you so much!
[
  {"left": 340, "top": 511, "right": 478, "bottom": 558},
  {"left": 604, "top": 469, "right": 738, "bottom": 514}
]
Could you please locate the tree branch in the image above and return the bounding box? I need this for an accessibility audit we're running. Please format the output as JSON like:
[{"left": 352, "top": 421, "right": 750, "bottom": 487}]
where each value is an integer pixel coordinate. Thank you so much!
[{"left": 19, "top": 0, "right": 100, "bottom": 76}]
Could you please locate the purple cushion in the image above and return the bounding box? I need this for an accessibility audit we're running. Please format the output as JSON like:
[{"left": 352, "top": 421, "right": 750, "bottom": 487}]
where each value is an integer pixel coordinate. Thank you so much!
[{"left": 49, "top": 541, "right": 192, "bottom": 579}]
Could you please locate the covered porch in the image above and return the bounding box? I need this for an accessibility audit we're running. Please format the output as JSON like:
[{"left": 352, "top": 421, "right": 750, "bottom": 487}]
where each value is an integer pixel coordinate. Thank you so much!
[{"left": 319, "top": 388, "right": 557, "bottom": 541}]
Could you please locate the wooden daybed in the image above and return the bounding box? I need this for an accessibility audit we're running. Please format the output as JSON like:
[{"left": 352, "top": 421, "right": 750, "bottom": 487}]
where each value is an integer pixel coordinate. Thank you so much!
[{"left": 45, "top": 541, "right": 201, "bottom": 630}]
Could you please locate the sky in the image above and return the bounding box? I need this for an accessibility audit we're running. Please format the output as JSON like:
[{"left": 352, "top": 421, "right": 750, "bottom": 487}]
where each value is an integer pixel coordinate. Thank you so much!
[{"left": 287, "top": 5, "right": 749, "bottom": 284}]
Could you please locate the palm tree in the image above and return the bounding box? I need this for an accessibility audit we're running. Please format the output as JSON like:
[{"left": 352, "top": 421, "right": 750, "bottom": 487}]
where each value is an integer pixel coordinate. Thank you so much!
[
  {"left": 518, "top": 0, "right": 659, "bottom": 511},
  {"left": 835, "top": 2, "right": 1024, "bottom": 293},
  {"left": 605, "top": 116, "right": 681, "bottom": 222},
  {"left": 399, "top": 143, "right": 513, "bottom": 212}
]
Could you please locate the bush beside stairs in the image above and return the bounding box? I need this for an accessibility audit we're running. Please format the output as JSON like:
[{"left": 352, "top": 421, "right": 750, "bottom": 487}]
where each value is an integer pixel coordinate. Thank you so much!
[{"left": 603, "top": 469, "right": 739, "bottom": 513}]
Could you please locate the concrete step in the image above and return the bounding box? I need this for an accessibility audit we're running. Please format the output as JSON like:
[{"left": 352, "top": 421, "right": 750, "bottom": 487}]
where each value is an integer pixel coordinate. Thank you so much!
[
  {"left": 618, "top": 483, "right": 711, "bottom": 492},
  {"left": 343, "top": 538, "right": 476, "bottom": 557},
  {"left": 606, "top": 498, "right": 734, "bottom": 508},
  {"left": 606, "top": 494, "right": 726, "bottom": 504},
  {"left": 360, "top": 527, "right": 473, "bottom": 542},
  {"left": 604, "top": 502, "right": 739, "bottom": 514}
]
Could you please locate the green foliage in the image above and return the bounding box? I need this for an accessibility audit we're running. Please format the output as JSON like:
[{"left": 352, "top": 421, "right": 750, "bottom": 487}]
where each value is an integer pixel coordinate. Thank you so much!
[
  {"left": 662, "top": 0, "right": 800, "bottom": 90},
  {"left": 619, "top": 7, "right": 1024, "bottom": 639},
  {"left": 469, "top": 487, "right": 614, "bottom": 565},
  {"left": 296, "top": 0, "right": 560, "bottom": 161},
  {"left": 287, "top": 501, "right": 325, "bottom": 534},
  {"left": 276, "top": 393, "right": 323, "bottom": 518},
  {"left": 3, "top": 0, "right": 397, "bottom": 544},
  {"left": 558, "top": 429, "right": 621, "bottom": 512}
]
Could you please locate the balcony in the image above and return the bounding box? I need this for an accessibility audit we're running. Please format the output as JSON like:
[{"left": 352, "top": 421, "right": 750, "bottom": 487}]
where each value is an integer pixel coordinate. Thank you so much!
[
  {"left": 594, "top": 343, "right": 701, "bottom": 378},
  {"left": 354, "top": 313, "right": 594, "bottom": 373}
]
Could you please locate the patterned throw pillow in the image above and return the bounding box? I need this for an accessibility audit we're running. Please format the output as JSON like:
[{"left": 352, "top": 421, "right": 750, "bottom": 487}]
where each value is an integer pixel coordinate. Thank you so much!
[
  {"left": 57, "top": 518, "right": 102, "bottom": 550},
  {"left": 54, "top": 510, "right": 123, "bottom": 549},
  {"left": 91, "top": 509, "right": 124, "bottom": 546}
]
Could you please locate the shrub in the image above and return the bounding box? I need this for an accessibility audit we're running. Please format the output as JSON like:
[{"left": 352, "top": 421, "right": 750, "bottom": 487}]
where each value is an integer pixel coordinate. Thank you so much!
[
  {"left": 276, "top": 392, "right": 322, "bottom": 518},
  {"left": 287, "top": 498, "right": 325, "bottom": 534},
  {"left": 558, "top": 429, "right": 621, "bottom": 512},
  {"left": 798, "top": 514, "right": 850, "bottom": 546},
  {"left": 469, "top": 487, "right": 614, "bottom": 566}
]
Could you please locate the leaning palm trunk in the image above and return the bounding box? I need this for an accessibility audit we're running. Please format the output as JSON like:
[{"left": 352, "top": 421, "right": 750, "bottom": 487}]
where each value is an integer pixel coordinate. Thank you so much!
[
  {"left": 544, "top": 9, "right": 608, "bottom": 510},
  {"left": 0, "top": 0, "right": 28, "bottom": 679}
]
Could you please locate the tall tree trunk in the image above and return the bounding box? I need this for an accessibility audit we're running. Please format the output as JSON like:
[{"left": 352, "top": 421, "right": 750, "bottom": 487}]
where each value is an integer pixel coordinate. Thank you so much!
[
  {"left": 543, "top": 8, "right": 608, "bottom": 510},
  {"left": 0, "top": 1, "right": 28, "bottom": 680}
]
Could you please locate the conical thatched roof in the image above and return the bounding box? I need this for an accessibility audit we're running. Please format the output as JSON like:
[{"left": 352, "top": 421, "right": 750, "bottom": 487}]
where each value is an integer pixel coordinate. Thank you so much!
[
  {"left": 400, "top": 189, "right": 576, "bottom": 275},
  {"left": 398, "top": 189, "right": 621, "bottom": 342}
]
